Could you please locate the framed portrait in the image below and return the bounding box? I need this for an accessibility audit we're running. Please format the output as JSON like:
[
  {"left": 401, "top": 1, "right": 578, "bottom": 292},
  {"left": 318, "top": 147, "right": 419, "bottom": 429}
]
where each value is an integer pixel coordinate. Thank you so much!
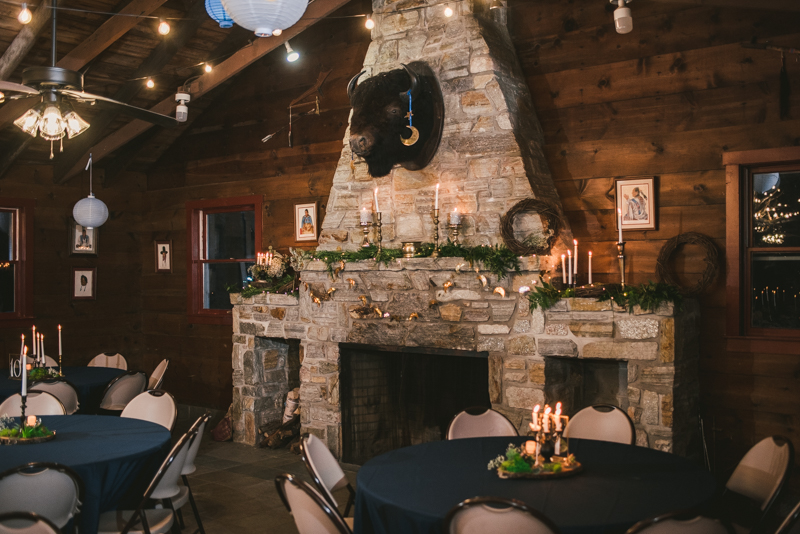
[
  {"left": 295, "top": 202, "right": 318, "bottom": 242},
  {"left": 70, "top": 220, "right": 98, "bottom": 255},
  {"left": 615, "top": 177, "right": 657, "bottom": 232},
  {"left": 154, "top": 240, "right": 173, "bottom": 273},
  {"left": 72, "top": 267, "right": 96, "bottom": 300}
]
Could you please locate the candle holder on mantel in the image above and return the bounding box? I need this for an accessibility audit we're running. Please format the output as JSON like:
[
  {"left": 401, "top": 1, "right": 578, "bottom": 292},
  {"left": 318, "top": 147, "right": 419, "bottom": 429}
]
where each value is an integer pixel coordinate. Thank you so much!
[
  {"left": 430, "top": 209, "right": 440, "bottom": 258},
  {"left": 359, "top": 221, "right": 372, "bottom": 248},
  {"left": 375, "top": 213, "right": 383, "bottom": 254},
  {"left": 617, "top": 242, "right": 626, "bottom": 288},
  {"left": 448, "top": 223, "right": 461, "bottom": 245}
]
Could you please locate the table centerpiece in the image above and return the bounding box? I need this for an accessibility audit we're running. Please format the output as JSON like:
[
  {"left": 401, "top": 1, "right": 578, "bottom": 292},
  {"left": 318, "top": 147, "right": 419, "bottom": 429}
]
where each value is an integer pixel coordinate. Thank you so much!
[{"left": 0, "top": 415, "right": 56, "bottom": 445}]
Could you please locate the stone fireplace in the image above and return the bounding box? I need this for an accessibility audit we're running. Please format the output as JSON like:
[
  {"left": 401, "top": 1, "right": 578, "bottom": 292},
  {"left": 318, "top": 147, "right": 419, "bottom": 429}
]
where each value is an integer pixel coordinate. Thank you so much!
[{"left": 229, "top": 0, "right": 701, "bottom": 460}]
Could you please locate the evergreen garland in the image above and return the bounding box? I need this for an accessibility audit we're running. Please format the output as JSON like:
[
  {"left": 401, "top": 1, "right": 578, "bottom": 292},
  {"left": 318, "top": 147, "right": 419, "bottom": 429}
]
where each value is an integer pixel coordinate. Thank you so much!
[{"left": 528, "top": 280, "right": 683, "bottom": 313}]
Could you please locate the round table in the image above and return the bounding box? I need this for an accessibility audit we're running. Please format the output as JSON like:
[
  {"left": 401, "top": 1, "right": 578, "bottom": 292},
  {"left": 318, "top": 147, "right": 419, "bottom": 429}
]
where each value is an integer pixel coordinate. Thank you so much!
[
  {"left": 354, "top": 437, "right": 716, "bottom": 534},
  {"left": 0, "top": 415, "right": 172, "bottom": 534},
  {"left": 0, "top": 366, "right": 126, "bottom": 413}
]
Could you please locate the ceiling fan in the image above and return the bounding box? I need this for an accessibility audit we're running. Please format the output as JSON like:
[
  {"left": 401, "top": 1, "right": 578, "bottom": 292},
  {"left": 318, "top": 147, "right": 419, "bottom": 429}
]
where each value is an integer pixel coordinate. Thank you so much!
[{"left": 0, "top": 0, "right": 179, "bottom": 158}]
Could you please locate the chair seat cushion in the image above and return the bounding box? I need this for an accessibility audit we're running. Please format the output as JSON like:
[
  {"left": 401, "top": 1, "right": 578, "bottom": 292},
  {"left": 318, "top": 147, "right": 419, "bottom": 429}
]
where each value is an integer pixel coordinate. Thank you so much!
[
  {"left": 97, "top": 509, "right": 174, "bottom": 534},
  {"left": 170, "top": 486, "right": 190, "bottom": 509}
]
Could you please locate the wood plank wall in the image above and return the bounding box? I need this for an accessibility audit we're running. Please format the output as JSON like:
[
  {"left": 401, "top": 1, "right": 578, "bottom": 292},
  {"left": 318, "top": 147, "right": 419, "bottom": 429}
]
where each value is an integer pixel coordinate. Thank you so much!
[{"left": 507, "top": 0, "right": 800, "bottom": 490}]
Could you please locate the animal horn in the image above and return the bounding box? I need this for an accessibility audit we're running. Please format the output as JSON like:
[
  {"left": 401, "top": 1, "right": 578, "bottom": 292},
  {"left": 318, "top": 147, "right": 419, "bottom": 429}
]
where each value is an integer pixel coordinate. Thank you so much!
[
  {"left": 348, "top": 70, "right": 366, "bottom": 104},
  {"left": 400, "top": 64, "right": 420, "bottom": 100}
]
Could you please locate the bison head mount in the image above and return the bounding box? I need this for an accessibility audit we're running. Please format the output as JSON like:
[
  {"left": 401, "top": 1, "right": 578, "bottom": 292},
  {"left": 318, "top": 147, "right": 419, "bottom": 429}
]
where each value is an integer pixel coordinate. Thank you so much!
[{"left": 348, "top": 62, "right": 444, "bottom": 177}]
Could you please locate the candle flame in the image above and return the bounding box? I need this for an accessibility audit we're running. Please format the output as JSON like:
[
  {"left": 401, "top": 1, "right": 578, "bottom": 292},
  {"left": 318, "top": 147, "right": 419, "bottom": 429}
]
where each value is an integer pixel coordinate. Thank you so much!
[
  {"left": 58, "top": 325, "right": 61, "bottom": 330},
  {"left": 436, "top": 183, "right": 440, "bottom": 189},
  {"left": 533, "top": 404, "right": 540, "bottom": 414},
  {"left": 588, "top": 251, "right": 592, "bottom": 256},
  {"left": 567, "top": 250, "right": 571, "bottom": 256},
  {"left": 544, "top": 406, "right": 552, "bottom": 415},
  {"left": 23, "top": 346, "right": 27, "bottom": 355},
  {"left": 573, "top": 239, "right": 578, "bottom": 245},
  {"left": 561, "top": 254, "right": 565, "bottom": 258}
]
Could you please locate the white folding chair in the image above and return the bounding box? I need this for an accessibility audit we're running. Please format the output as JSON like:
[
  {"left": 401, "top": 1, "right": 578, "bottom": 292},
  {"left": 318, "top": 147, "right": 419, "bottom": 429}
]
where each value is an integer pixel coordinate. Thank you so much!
[
  {"left": 148, "top": 359, "right": 169, "bottom": 390},
  {"left": 121, "top": 390, "right": 177, "bottom": 431},
  {"left": 723, "top": 436, "right": 794, "bottom": 533},
  {"left": 31, "top": 380, "right": 79, "bottom": 415},
  {"left": 275, "top": 473, "right": 351, "bottom": 534},
  {"left": 99, "top": 372, "right": 146, "bottom": 412},
  {"left": 446, "top": 407, "right": 519, "bottom": 440},
  {"left": 301, "top": 434, "right": 356, "bottom": 518},
  {"left": 444, "top": 496, "right": 561, "bottom": 534},
  {"left": 97, "top": 431, "right": 193, "bottom": 534},
  {"left": 625, "top": 510, "right": 734, "bottom": 533},
  {"left": 776, "top": 499, "right": 800, "bottom": 534},
  {"left": 0, "top": 512, "right": 64, "bottom": 534},
  {"left": 169, "top": 413, "right": 211, "bottom": 534},
  {"left": 88, "top": 353, "right": 128, "bottom": 370},
  {"left": 0, "top": 463, "right": 83, "bottom": 531},
  {"left": 563, "top": 404, "right": 635, "bottom": 445},
  {"left": 0, "top": 392, "right": 66, "bottom": 416}
]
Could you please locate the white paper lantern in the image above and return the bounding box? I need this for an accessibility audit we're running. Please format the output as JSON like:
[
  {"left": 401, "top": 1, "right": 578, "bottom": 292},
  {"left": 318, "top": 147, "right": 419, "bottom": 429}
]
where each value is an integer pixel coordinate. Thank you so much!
[
  {"left": 220, "top": 0, "right": 308, "bottom": 37},
  {"left": 73, "top": 194, "right": 108, "bottom": 229}
]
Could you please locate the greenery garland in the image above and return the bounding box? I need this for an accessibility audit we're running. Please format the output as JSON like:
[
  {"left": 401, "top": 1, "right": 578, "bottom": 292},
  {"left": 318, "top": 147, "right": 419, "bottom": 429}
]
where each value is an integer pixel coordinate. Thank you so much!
[
  {"left": 527, "top": 279, "right": 683, "bottom": 313},
  {"left": 313, "top": 242, "right": 521, "bottom": 279}
]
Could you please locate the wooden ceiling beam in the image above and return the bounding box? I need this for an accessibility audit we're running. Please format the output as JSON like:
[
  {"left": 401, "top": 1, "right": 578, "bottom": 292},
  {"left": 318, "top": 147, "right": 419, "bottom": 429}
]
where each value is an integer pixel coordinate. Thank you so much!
[
  {"left": 50, "top": 0, "right": 208, "bottom": 184},
  {"left": 0, "top": 2, "right": 54, "bottom": 80},
  {"left": 0, "top": 0, "right": 171, "bottom": 131},
  {"left": 644, "top": 0, "right": 800, "bottom": 11},
  {"left": 60, "top": 0, "right": 354, "bottom": 181}
]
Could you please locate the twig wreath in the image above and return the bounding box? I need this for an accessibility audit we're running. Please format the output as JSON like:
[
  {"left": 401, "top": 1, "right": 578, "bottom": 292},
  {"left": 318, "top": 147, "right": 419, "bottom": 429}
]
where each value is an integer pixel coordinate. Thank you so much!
[
  {"left": 656, "top": 232, "right": 720, "bottom": 296},
  {"left": 500, "top": 199, "right": 562, "bottom": 255}
]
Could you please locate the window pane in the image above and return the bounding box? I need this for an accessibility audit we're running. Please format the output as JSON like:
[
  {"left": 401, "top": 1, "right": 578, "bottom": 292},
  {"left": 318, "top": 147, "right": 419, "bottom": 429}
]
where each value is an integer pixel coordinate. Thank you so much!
[
  {"left": 0, "top": 212, "right": 13, "bottom": 262},
  {"left": 203, "top": 262, "right": 253, "bottom": 310},
  {"left": 752, "top": 172, "right": 800, "bottom": 247},
  {"left": 0, "top": 264, "right": 14, "bottom": 313},
  {"left": 750, "top": 252, "right": 800, "bottom": 330},
  {"left": 206, "top": 211, "right": 255, "bottom": 260}
]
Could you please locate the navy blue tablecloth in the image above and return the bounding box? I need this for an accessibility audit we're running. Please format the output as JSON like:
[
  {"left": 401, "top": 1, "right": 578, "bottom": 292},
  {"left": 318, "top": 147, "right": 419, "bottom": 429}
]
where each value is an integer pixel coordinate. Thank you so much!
[
  {"left": 354, "top": 437, "right": 716, "bottom": 534},
  {"left": 0, "top": 366, "right": 125, "bottom": 413},
  {"left": 0, "top": 415, "right": 172, "bottom": 534}
]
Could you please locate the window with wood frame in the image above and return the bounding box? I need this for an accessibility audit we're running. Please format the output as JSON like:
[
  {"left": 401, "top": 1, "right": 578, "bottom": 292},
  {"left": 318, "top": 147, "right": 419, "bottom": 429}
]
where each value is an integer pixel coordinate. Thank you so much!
[
  {"left": 724, "top": 147, "right": 800, "bottom": 341},
  {"left": 186, "top": 195, "right": 262, "bottom": 325},
  {"left": 0, "top": 197, "right": 34, "bottom": 326}
]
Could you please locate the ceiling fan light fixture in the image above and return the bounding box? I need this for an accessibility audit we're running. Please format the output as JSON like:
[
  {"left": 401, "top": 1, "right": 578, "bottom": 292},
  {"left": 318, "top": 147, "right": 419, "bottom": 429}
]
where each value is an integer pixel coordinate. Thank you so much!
[
  {"left": 18, "top": 3, "right": 32, "bottom": 24},
  {"left": 13, "top": 106, "right": 42, "bottom": 137},
  {"left": 64, "top": 109, "right": 90, "bottom": 139},
  {"left": 39, "top": 104, "right": 66, "bottom": 141}
]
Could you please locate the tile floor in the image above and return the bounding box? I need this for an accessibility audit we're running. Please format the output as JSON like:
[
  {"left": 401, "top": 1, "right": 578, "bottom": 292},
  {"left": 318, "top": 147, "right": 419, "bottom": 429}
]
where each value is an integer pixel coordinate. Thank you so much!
[{"left": 178, "top": 434, "right": 359, "bottom": 534}]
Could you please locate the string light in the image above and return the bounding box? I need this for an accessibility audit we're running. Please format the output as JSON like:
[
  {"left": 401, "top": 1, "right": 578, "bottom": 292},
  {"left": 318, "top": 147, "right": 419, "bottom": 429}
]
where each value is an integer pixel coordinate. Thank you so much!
[
  {"left": 157, "top": 19, "right": 170, "bottom": 35},
  {"left": 365, "top": 16, "right": 374, "bottom": 29},
  {"left": 18, "top": 2, "right": 32, "bottom": 23},
  {"left": 145, "top": 78, "right": 155, "bottom": 88},
  {"left": 443, "top": 5, "right": 453, "bottom": 16},
  {"left": 272, "top": 28, "right": 282, "bottom": 36},
  {"left": 204, "top": 63, "right": 212, "bottom": 73}
]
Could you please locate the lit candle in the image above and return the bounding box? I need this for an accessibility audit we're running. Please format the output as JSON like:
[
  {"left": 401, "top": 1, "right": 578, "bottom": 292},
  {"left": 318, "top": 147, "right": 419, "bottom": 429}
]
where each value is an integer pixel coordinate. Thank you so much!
[
  {"left": 573, "top": 240, "right": 578, "bottom": 275},
  {"left": 31, "top": 326, "right": 36, "bottom": 358},
  {"left": 588, "top": 251, "right": 593, "bottom": 285},
  {"left": 561, "top": 254, "right": 566, "bottom": 284},
  {"left": 555, "top": 402, "right": 562, "bottom": 431},
  {"left": 525, "top": 440, "right": 537, "bottom": 456},
  {"left": 19, "top": 334, "right": 24, "bottom": 358},
  {"left": 40, "top": 335, "right": 45, "bottom": 365},
  {"left": 434, "top": 183, "right": 439, "bottom": 210},
  {"left": 530, "top": 404, "right": 541, "bottom": 432},
  {"left": 450, "top": 208, "right": 460, "bottom": 225},
  {"left": 374, "top": 187, "right": 380, "bottom": 213},
  {"left": 58, "top": 325, "right": 62, "bottom": 357},
  {"left": 26, "top": 415, "right": 36, "bottom": 427},
  {"left": 21, "top": 346, "right": 27, "bottom": 397},
  {"left": 360, "top": 207, "right": 370, "bottom": 225},
  {"left": 567, "top": 250, "right": 572, "bottom": 286},
  {"left": 543, "top": 406, "right": 551, "bottom": 433},
  {"left": 618, "top": 208, "right": 623, "bottom": 244}
]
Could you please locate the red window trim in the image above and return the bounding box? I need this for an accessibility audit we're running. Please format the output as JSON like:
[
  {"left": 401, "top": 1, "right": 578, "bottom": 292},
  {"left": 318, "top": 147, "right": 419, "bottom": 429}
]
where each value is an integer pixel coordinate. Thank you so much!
[
  {"left": 724, "top": 146, "right": 800, "bottom": 348},
  {"left": 186, "top": 195, "right": 262, "bottom": 325},
  {"left": 0, "top": 197, "right": 34, "bottom": 327}
]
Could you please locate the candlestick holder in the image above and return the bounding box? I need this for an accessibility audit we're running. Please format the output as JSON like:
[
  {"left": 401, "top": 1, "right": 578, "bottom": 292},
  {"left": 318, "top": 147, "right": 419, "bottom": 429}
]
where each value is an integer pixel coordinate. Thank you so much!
[
  {"left": 617, "top": 241, "right": 626, "bottom": 288},
  {"left": 59, "top": 354, "right": 62, "bottom": 376},
  {"left": 20, "top": 394, "right": 26, "bottom": 430},
  {"left": 431, "top": 209, "right": 440, "bottom": 258},
  {"left": 359, "top": 221, "right": 372, "bottom": 248},
  {"left": 448, "top": 222, "right": 461, "bottom": 245},
  {"left": 375, "top": 213, "right": 383, "bottom": 254}
]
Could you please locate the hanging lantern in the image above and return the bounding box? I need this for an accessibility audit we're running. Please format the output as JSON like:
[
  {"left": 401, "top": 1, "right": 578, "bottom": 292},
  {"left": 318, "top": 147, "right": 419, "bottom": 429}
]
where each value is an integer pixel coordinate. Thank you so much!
[
  {"left": 220, "top": 0, "right": 307, "bottom": 37},
  {"left": 73, "top": 154, "right": 108, "bottom": 229},
  {"left": 205, "top": 0, "right": 234, "bottom": 28}
]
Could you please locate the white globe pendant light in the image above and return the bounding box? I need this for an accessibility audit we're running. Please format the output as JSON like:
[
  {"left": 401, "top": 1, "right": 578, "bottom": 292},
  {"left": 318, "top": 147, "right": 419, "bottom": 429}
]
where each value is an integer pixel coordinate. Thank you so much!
[
  {"left": 73, "top": 154, "right": 108, "bottom": 229},
  {"left": 220, "top": 0, "right": 308, "bottom": 37}
]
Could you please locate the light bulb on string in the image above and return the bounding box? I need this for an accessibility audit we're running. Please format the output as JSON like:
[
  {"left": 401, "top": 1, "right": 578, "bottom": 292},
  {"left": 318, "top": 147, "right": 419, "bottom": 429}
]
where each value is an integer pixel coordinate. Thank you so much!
[
  {"left": 204, "top": 63, "right": 213, "bottom": 73},
  {"left": 365, "top": 17, "right": 375, "bottom": 29},
  {"left": 146, "top": 78, "right": 155, "bottom": 89},
  {"left": 272, "top": 28, "right": 282, "bottom": 36},
  {"left": 157, "top": 19, "right": 170, "bottom": 35},
  {"left": 18, "top": 3, "right": 32, "bottom": 24},
  {"left": 444, "top": 5, "right": 453, "bottom": 17}
]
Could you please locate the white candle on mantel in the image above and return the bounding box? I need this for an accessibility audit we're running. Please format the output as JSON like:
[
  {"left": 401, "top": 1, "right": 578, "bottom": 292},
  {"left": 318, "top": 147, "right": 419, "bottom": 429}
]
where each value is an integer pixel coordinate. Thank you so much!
[
  {"left": 588, "top": 251, "right": 593, "bottom": 285},
  {"left": 360, "top": 208, "right": 370, "bottom": 225},
  {"left": 374, "top": 187, "right": 380, "bottom": 213},
  {"left": 573, "top": 240, "right": 578, "bottom": 275},
  {"left": 434, "top": 183, "right": 439, "bottom": 210},
  {"left": 449, "top": 208, "right": 460, "bottom": 225},
  {"left": 40, "top": 335, "right": 45, "bottom": 365},
  {"left": 567, "top": 250, "right": 572, "bottom": 286},
  {"left": 561, "top": 254, "right": 566, "bottom": 284},
  {"left": 618, "top": 208, "right": 623, "bottom": 244},
  {"left": 554, "top": 402, "right": 563, "bottom": 431},
  {"left": 58, "top": 325, "right": 62, "bottom": 358},
  {"left": 543, "top": 406, "right": 551, "bottom": 433}
]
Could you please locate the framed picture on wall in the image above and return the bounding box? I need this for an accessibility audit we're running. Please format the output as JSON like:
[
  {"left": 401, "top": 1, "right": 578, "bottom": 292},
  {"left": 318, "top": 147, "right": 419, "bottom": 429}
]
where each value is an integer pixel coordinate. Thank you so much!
[
  {"left": 295, "top": 202, "right": 318, "bottom": 242},
  {"left": 72, "top": 267, "right": 96, "bottom": 300},
  {"left": 70, "top": 220, "right": 98, "bottom": 255},
  {"left": 615, "top": 177, "right": 657, "bottom": 232},
  {"left": 154, "top": 240, "right": 173, "bottom": 273}
]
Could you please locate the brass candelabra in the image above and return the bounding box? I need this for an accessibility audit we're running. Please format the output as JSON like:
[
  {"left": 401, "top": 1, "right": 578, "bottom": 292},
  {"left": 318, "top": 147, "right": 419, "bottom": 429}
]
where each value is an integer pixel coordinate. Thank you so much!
[
  {"left": 431, "top": 209, "right": 440, "bottom": 258},
  {"left": 617, "top": 242, "right": 626, "bottom": 288}
]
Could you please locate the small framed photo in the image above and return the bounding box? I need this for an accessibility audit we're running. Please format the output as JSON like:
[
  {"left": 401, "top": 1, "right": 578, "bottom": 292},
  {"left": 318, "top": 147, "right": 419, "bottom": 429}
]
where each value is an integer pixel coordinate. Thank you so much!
[
  {"left": 155, "top": 240, "right": 173, "bottom": 273},
  {"left": 615, "top": 177, "right": 657, "bottom": 232},
  {"left": 295, "top": 202, "right": 318, "bottom": 242},
  {"left": 70, "top": 220, "right": 98, "bottom": 255},
  {"left": 72, "top": 267, "right": 96, "bottom": 300}
]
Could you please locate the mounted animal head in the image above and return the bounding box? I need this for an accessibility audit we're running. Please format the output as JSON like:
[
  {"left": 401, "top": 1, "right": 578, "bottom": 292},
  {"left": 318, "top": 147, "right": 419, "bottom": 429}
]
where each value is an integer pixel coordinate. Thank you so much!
[{"left": 348, "top": 63, "right": 442, "bottom": 177}]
